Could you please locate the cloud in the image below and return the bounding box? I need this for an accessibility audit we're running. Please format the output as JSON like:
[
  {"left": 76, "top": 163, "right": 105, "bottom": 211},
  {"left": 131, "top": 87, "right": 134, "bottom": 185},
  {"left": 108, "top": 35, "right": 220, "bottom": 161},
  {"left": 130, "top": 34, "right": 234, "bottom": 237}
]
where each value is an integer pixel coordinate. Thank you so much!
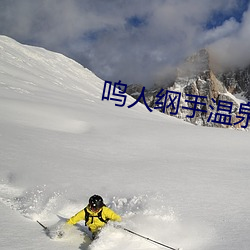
[
  {"left": 209, "top": 4, "right": 250, "bottom": 69},
  {"left": 0, "top": 0, "right": 249, "bottom": 86},
  {"left": 200, "top": 18, "right": 240, "bottom": 45}
]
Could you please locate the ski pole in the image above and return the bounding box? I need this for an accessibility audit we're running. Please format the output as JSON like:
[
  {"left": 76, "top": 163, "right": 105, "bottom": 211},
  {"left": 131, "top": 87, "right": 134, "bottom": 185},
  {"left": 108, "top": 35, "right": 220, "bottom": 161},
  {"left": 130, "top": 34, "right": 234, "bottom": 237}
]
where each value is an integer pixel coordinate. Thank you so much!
[
  {"left": 122, "top": 227, "right": 180, "bottom": 250},
  {"left": 37, "top": 220, "right": 48, "bottom": 231}
]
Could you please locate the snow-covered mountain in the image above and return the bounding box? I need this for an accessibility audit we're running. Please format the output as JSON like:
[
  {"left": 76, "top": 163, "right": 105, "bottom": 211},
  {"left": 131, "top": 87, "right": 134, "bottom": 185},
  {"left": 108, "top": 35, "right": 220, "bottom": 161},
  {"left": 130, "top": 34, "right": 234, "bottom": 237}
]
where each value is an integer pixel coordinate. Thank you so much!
[
  {"left": 0, "top": 36, "right": 250, "bottom": 250},
  {"left": 127, "top": 49, "right": 250, "bottom": 129}
]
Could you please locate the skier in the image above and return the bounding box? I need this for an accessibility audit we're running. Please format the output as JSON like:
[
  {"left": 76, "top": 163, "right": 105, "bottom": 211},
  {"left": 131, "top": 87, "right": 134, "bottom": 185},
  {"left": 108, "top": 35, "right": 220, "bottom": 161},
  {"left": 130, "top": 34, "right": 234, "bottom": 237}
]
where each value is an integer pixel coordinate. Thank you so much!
[{"left": 66, "top": 194, "right": 121, "bottom": 239}]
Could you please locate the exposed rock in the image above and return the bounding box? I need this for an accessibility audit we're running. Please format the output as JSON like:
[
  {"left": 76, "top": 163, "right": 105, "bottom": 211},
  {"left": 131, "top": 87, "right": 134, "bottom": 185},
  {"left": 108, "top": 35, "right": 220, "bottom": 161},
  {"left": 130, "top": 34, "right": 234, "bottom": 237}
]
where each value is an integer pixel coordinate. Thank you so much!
[
  {"left": 127, "top": 49, "right": 249, "bottom": 129},
  {"left": 126, "top": 84, "right": 144, "bottom": 98},
  {"left": 216, "top": 66, "right": 250, "bottom": 99}
]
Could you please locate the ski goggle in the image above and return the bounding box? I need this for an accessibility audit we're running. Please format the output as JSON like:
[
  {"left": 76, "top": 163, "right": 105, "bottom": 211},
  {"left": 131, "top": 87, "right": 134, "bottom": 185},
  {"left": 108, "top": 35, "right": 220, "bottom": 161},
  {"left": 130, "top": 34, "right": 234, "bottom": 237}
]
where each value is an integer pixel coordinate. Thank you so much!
[{"left": 90, "top": 204, "right": 101, "bottom": 211}]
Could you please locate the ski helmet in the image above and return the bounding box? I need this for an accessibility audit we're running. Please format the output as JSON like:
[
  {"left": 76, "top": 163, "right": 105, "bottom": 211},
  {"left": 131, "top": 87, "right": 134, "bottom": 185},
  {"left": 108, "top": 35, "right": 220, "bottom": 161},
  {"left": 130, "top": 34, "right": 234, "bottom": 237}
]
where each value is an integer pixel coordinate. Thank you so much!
[{"left": 89, "top": 195, "right": 104, "bottom": 210}]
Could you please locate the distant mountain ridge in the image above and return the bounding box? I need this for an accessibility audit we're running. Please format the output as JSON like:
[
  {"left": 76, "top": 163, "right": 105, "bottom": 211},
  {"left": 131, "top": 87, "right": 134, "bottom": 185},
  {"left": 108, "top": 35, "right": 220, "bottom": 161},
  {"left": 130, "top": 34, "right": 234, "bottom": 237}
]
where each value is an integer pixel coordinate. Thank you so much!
[{"left": 127, "top": 49, "right": 250, "bottom": 129}]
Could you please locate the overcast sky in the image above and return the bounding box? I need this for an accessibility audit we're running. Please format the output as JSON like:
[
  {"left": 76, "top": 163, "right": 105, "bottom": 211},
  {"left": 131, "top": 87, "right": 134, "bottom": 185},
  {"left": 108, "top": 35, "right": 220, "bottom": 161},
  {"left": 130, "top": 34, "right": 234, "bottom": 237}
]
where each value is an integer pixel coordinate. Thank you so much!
[{"left": 0, "top": 0, "right": 249, "bottom": 86}]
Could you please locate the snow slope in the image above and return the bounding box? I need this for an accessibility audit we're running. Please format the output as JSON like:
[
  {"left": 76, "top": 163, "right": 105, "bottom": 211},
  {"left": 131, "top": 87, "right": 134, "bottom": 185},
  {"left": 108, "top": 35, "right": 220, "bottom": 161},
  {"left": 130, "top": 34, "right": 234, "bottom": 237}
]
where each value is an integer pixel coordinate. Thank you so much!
[{"left": 0, "top": 35, "right": 250, "bottom": 250}]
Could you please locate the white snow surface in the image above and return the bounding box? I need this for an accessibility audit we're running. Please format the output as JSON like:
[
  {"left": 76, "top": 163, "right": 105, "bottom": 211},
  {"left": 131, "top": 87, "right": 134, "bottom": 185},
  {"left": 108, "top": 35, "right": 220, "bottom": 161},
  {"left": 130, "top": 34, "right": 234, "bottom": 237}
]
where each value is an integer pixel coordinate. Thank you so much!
[{"left": 0, "top": 36, "right": 250, "bottom": 250}]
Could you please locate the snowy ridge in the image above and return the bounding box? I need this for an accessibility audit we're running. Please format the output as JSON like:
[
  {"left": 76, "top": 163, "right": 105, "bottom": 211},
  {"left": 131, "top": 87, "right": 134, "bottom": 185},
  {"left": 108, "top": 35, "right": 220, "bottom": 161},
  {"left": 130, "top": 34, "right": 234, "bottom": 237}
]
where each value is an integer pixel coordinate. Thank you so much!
[{"left": 0, "top": 36, "right": 250, "bottom": 250}]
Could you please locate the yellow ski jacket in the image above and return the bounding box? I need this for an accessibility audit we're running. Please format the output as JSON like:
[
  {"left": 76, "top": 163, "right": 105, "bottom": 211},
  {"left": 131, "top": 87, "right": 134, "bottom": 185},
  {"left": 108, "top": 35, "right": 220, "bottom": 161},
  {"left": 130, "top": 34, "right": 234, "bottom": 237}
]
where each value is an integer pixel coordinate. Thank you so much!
[{"left": 67, "top": 206, "right": 121, "bottom": 233}]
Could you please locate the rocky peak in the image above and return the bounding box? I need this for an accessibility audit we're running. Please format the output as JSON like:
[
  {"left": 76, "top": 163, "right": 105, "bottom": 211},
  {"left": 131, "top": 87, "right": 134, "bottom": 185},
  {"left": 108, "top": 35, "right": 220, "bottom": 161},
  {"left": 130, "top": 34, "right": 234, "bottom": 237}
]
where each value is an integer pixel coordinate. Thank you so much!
[
  {"left": 126, "top": 48, "right": 250, "bottom": 130},
  {"left": 175, "top": 49, "right": 226, "bottom": 99},
  {"left": 177, "top": 48, "right": 210, "bottom": 78}
]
